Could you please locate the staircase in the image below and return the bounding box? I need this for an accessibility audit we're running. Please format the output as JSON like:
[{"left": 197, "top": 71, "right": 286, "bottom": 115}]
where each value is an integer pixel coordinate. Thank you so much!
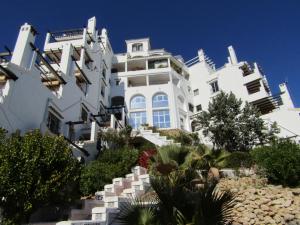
[
  {"left": 56, "top": 166, "right": 150, "bottom": 225},
  {"left": 137, "top": 128, "right": 180, "bottom": 146}
]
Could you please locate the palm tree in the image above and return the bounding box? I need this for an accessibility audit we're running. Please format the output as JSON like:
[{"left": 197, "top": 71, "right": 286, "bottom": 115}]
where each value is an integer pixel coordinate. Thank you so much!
[
  {"left": 117, "top": 169, "right": 235, "bottom": 225},
  {"left": 150, "top": 145, "right": 192, "bottom": 175},
  {"left": 187, "top": 145, "right": 231, "bottom": 181}
]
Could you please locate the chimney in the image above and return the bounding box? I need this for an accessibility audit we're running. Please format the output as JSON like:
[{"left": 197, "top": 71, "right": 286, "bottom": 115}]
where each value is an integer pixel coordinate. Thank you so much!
[{"left": 11, "top": 23, "right": 37, "bottom": 68}]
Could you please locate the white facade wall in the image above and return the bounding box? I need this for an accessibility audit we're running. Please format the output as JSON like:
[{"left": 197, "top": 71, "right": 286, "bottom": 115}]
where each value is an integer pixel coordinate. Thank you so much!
[
  {"left": 0, "top": 17, "right": 114, "bottom": 160},
  {"left": 1, "top": 16, "right": 299, "bottom": 148},
  {"left": 188, "top": 46, "right": 300, "bottom": 142},
  {"left": 111, "top": 39, "right": 193, "bottom": 131}
]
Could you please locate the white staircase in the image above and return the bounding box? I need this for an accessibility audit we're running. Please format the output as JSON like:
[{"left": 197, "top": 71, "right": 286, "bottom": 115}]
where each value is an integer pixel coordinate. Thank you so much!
[
  {"left": 56, "top": 166, "right": 150, "bottom": 225},
  {"left": 137, "top": 128, "right": 180, "bottom": 146}
]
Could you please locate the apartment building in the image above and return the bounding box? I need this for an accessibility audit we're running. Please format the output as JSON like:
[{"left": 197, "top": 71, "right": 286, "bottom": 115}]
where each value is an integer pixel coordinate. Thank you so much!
[{"left": 0, "top": 17, "right": 299, "bottom": 160}]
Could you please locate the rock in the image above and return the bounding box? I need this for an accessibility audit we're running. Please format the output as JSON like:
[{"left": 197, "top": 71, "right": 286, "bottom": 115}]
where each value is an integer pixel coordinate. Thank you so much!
[
  {"left": 284, "top": 213, "right": 295, "bottom": 221},
  {"left": 260, "top": 204, "right": 269, "bottom": 211},
  {"left": 283, "top": 199, "right": 292, "bottom": 207}
]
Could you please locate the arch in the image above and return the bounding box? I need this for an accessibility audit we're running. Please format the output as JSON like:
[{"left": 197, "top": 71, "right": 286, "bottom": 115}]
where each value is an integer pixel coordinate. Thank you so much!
[
  {"left": 111, "top": 96, "right": 124, "bottom": 107},
  {"left": 152, "top": 92, "right": 169, "bottom": 108},
  {"left": 130, "top": 95, "right": 146, "bottom": 109}
]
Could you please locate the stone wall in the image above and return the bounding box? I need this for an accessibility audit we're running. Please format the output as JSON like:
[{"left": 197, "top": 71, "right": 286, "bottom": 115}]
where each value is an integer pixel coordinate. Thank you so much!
[{"left": 217, "top": 177, "right": 300, "bottom": 225}]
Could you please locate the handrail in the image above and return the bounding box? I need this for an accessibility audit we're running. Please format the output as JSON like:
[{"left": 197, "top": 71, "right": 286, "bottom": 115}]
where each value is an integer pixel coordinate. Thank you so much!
[{"left": 0, "top": 64, "right": 18, "bottom": 80}]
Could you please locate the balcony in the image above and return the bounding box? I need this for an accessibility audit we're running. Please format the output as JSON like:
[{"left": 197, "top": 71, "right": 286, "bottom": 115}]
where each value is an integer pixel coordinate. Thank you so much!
[{"left": 48, "top": 28, "right": 84, "bottom": 43}]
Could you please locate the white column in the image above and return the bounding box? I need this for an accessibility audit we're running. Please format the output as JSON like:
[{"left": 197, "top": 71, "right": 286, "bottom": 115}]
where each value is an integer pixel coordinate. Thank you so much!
[
  {"left": 198, "top": 49, "right": 205, "bottom": 62},
  {"left": 60, "top": 43, "right": 73, "bottom": 76},
  {"left": 228, "top": 46, "right": 238, "bottom": 64},
  {"left": 90, "top": 121, "right": 97, "bottom": 141},
  {"left": 279, "top": 83, "right": 295, "bottom": 108},
  {"left": 11, "top": 23, "right": 36, "bottom": 69}
]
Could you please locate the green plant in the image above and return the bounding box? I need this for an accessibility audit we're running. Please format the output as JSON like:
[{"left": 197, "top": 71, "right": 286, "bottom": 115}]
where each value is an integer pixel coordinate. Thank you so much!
[
  {"left": 159, "top": 129, "right": 200, "bottom": 146},
  {"left": 150, "top": 145, "right": 192, "bottom": 175},
  {"left": 225, "top": 151, "right": 253, "bottom": 169},
  {"left": 80, "top": 147, "right": 139, "bottom": 195},
  {"left": 117, "top": 170, "right": 235, "bottom": 225},
  {"left": 98, "top": 126, "right": 133, "bottom": 150},
  {"left": 251, "top": 139, "right": 300, "bottom": 187},
  {"left": 194, "top": 91, "right": 279, "bottom": 152},
  {"left": 0, "top": 129, "right": 81, "bottom": 224},
  {"left": 80, "top": 161, "right": 122, "bottom": 196}
]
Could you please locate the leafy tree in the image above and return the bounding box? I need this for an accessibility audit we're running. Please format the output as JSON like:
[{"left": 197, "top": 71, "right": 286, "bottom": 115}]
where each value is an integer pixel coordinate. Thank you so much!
[
  {"left": 251, "top": 139, "right": 300, "bottom": 187},
  {"left": 194, "top": 91, "right": 279, "bottom": 151},
  {"left": 0, "top": 129, "right": 81, "bottom": 224}
]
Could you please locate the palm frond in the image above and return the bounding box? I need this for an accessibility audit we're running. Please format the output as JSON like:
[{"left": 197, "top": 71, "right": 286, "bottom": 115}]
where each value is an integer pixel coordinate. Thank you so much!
[
  {"left": 117, "top": 196, "right": 160, "bottom": 225},
  {"left": 193, "top": 182, "right": 236, "bottom": 225}
]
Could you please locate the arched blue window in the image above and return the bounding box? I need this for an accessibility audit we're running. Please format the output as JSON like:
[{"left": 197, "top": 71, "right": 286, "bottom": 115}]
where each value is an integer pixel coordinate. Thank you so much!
[
  {"left": 130, "top": 95, "right": 146, "bottom": 109},
  {"left": 152, "top": 93, "right": 168, "bottom": 108}
]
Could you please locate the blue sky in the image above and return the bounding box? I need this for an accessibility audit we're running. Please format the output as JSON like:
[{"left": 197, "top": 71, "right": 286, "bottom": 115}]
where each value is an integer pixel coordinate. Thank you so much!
[{"left": 1, "top": 0, "right": 299, "bottom": 106}]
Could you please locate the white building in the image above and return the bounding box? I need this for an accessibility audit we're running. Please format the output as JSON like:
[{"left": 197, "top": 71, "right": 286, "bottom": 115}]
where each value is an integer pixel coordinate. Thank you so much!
[
  {"left": 0, "top": 16, "right": 299, "bottom": 160},
  {"left": 0, "top": 17, "right": 125, "bottom": 161},
  {"left": 187, "top": 46, "right": 300, "bottom": 143},
  {"left": 111, "top": 38, "right": 193, "bottom": 131}
]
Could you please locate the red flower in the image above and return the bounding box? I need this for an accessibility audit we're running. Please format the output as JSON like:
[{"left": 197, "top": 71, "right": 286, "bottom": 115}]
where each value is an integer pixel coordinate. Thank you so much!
[{"left": 138, "top": 149, "right": 157, "bottom": 169}]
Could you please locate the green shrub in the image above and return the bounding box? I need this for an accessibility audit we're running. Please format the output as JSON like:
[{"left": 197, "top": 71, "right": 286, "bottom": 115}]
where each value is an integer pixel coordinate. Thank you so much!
[
  {"left": 80, "top": 148, "right": 139, "bottom": 195},
  {"left": 159, "top": 129, "right": 200, "bottom": 146},
  {"left": 251, "top": 139, "right": 300, "bottom": 187},
  {"left": 225, "top": 151, "right": 253, "bottom": 169}
]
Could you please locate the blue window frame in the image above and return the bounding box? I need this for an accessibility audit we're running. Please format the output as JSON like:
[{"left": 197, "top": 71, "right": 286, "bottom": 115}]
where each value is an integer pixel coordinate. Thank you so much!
[
  {"left": 130, "top": 111, "right": 147, "bottom": 129},
  {"left": 153, "top": 110, "right": 170, "bottom": 128},
  {"left": 130, "top": 95, "right": 146, "bottom": 109},
  {"left": 152, "top": 93, "right": 168, "bottom": 108}
]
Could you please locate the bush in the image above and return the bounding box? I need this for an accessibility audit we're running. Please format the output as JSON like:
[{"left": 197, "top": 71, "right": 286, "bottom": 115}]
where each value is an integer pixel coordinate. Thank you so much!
[
  {"left": 80, "top": 148, "right": 139, "bottom": 195},
  {"left": 0, "top": 129, "right": 81, "bottom": 224},
  {"left": 225, "top": 151, "right": 253, "bottom": 169},
  {"left": 251, "top": 139, "right": 300, "bottom": 187},
  {"left": 159, "top": 129, "right": 200, "bottom": 146}
]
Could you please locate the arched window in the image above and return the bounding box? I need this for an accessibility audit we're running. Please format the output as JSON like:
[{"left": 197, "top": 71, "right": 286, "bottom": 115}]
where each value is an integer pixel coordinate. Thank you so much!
[
  {"left": 130, "top": 95, "right": 146, "bottom": 109},
  {"left": 152, "top": 93, "right": 168, "bottom": 108}
]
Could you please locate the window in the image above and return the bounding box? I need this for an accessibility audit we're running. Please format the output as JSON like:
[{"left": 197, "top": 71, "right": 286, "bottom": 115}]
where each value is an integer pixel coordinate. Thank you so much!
[
  {"left": 115, "top": 79, "right": 120, "bottom": 86},
  {"left": 130, "top": 111, "right": 147, "bottom": 129},
  {"left": 193, "top": 89, "right": 199, "bottom": 96},
  {"left": 47, "top": 111, "right": 61, "bottom": 135},
  {"left": 102, "top": 69, "right": 106, "bottom": 79},
  {"left": 180, "top": 117, "right": 185, "bottom": 130},
  {"left": 130, "top": 95, "right": 146, "bottom": 109},
  {"left": 152, "top": 93, "right": 168, "bottom": 108},
  {"left": 101, "top": 86, "right": 105, "bottom": 97},
  {"left": 188, "top": 103, "right": 194, "bottom": 112},
  {"left": 81, "top": 107, "right": 88, "bottom": 122},
  {"left": 196, "top": 104, "right": 202, "bottom": 112},
  {"left": 153, "top": 110, "right": 170, "bottom": 128},
  {"left": 210, "top": 81, "right": 219, "bottom": 93},
  {"left": 132, "top": 43, "right": 143, "bottom": 52}
]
